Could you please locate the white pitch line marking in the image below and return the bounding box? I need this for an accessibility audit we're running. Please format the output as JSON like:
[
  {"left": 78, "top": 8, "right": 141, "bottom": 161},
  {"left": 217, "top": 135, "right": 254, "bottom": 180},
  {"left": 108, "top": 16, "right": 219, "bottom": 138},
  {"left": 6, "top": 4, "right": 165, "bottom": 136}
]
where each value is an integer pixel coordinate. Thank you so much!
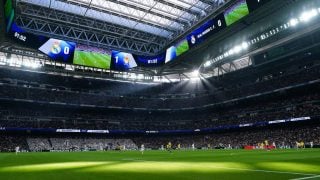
[
  {"left": 211, "top": 166, "right": 318, "bottom": 176},
  {"left": 290, "top": 175, "right": 320, "bottom": 180}
]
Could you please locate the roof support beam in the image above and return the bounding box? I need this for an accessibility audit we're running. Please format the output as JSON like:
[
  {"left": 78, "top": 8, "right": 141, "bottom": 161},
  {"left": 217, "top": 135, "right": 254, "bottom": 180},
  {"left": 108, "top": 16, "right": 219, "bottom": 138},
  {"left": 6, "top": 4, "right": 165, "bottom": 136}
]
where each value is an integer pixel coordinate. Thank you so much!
[
  {"left": 58, "top": 0, "right": 180, "bottom": 33},
  {"left": 108, "top": 0, "right": 191, "bottom": 26}
]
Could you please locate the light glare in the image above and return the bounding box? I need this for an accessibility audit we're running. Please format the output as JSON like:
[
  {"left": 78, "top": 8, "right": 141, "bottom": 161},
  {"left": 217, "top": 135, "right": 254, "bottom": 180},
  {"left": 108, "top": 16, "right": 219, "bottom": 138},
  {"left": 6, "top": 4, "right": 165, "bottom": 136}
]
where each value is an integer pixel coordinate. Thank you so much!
[
  {"left": 234, "top": 46, "right": 242, "bottom": 53},
  {"left": 191, "top": 70, "right": 199, "bottom": 76},
  {"left": 241, "top": 42, "right": 249, "bottom": 49},
  {"left": 289, "top": 18, "right": 299, "bottom": 26},
  {"left": 300, "top": 9, "right": 318, "bottom": 22}
]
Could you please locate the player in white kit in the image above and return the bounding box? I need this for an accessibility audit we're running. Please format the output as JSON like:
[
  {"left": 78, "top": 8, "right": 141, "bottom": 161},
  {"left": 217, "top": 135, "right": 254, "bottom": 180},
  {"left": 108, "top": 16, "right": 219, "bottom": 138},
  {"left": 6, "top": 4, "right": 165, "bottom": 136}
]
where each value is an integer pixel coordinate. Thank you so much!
[
  {"left": 15, "top": 146, "right": 20, "bottom": 155},
  {"left": 140, "top": 144, "right": 145, "bottom": 155}
]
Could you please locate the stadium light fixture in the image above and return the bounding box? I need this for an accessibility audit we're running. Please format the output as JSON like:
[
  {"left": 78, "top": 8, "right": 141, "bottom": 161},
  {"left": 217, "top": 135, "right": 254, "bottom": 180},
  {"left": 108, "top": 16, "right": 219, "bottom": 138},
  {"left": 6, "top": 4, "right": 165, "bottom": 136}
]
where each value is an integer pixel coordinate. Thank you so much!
[
  {"left": 23, "top": 61, "right": 40, "bottom": 69},
  {"left": 289, "top": 18, "right": 299, "bottom": 26},
  {"left": 203, "top": 6, "right": 320, "bottom": 69},
  {"left": 300, "top": 9, "right": 318, "bottom": 22},
  {"left": 204, "top": 61, "right": 212, "bottom": 67},
  {"left": 233, "top": 45, "right": 242, "bottom": 53},
  {"left": 130, "top": 73, "right": 137, "bottom": 79},
  {"left": 241, "top": 42, "right": 249, "bottom": 49},
  {"left": 228, "top": 49, "right": 235, "bottom": 55},
  {"left": 137, "top": 74, "right": 144, "bottom": 80}
]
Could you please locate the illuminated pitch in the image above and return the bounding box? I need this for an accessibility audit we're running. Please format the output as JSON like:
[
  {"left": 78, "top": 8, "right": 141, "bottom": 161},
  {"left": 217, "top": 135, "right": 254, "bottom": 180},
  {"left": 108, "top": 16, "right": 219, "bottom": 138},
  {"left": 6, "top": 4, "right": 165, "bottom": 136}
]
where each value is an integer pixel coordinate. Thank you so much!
[{"left": 0, "top": 149, "right": 319, "bottom": 180}]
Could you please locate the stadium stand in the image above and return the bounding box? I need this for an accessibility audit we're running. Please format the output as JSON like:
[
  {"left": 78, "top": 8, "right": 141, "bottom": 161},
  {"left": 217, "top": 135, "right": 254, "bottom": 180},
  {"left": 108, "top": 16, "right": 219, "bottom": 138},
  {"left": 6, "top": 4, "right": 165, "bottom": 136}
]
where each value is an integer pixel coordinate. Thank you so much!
[
  {"left": 0, "top": 53, "right": 319, "bottom": 152},
  {"left": 1, "top": 0, "right": 320, "bottom": 179}
]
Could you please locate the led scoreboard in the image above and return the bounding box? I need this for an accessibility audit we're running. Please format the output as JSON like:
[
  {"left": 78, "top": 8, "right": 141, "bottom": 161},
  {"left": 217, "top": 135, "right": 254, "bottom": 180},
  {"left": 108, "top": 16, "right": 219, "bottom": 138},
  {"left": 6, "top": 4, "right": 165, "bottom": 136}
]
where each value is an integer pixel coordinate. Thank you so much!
[
  {"left": 4, "top": 0, "right": 14, "bottom": 33},
  {"left": 3, "top": 0, "right": 272, "bottom": 71},
  {"left": 224, "top": 0, "right": 249, "bottom": 26},
  {"left": 9, "top": 23, "right": 75, "bottom": 63},
  {"left": 133, "top": 53, "right": 166, "bottom": 67},
  {"left": 111, "top": 51, "right": 137, "bottom": 70},
  {"left": 187, "top": 13, "right": 226, "bottom": 48},
  {"left": 246, "top": 0, "right": 271, "bottom": 13}
]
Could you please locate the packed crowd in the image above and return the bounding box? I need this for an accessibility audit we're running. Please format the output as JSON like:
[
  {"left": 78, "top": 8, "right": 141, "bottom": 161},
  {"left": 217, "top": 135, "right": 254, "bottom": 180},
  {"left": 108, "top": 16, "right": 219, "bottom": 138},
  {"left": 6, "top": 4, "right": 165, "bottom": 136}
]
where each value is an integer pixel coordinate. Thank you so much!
[
  {"left": 27, "top": 137, "right": 137, "bottom": 152},
  {"left": 1, "top": 123, "right": 319, "bottom": 152},
  {"left": 0, "top": 49, "right": 319, "bottom": 152},
  {"left": 133, "top": 124, "right": 320, "bottom": 149},
  {"left": 0, "top": 88, "right": 319, "bottom": 130},
  {"left": 0, "top": 56, "right": 319, "bottom": 109}
]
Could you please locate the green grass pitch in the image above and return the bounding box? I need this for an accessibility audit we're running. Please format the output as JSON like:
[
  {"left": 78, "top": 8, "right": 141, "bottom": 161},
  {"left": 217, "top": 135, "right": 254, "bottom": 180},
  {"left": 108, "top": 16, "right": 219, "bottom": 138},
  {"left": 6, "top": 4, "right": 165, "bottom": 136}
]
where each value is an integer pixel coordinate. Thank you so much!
[
  {"left": 0, "top": 149, "right": 320, "bottom": 180},
  {"left": 225, "top": 3, "right": 250, "bottom": 26},
  {"left": 73, "top": 51, "right": 111, "bottom": 69},
  {"left": 176, "top": 40, "right": 190, "bottom": 57}
]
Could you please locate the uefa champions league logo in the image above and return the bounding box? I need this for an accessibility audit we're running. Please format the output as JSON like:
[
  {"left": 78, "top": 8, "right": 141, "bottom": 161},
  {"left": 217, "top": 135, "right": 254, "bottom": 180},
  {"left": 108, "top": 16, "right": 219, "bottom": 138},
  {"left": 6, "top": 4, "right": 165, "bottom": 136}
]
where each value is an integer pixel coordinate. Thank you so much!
[
  {"left": 191, "top": 35, "right": 196, "bottom": 44},
  {"left": 51, "top": 41, "right": 62, "bottom": 55}
]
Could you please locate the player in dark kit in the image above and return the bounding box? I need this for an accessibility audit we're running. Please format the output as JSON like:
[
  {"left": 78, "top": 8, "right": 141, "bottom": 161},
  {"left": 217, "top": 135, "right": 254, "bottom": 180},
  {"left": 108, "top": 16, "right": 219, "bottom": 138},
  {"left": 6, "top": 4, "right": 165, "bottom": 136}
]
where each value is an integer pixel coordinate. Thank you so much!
[{"left": 167, "top": 142, "right": 172, "bottom": 153}]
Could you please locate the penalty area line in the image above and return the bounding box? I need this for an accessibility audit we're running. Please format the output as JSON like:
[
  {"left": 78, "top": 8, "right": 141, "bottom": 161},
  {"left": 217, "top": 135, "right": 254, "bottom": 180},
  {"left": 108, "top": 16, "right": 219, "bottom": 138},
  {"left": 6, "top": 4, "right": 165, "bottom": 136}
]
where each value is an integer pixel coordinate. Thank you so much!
[{"left": 209, "top": 166, "right": 318, "bottom": 177}]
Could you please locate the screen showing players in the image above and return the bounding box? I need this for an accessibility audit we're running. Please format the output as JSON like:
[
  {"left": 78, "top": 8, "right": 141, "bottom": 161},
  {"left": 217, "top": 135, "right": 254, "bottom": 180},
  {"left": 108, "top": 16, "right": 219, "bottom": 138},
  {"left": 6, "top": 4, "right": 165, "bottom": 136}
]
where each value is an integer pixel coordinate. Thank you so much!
[
  {"left": 165, "top": 39, "right": 189, "bottom": 63},
  {"left": 38, "top": 38, "right": 76, "bottom": 64},
  {"left": 3, "top": 0, "right": 270, "bottom": 70},
  {"left": 111, "top": 51, "right": 137, "bottom": 70},
  {"left": 176, "top": 39, "right": 190, "bottom": 56},
  {"left": 224, "top": 0, "right": 250, "bottom": 26},
  {"left": 73, "top": 44, "right": 111, "bottom": 69},
  {"left": 4, "top": 0, "right": 14, "bottom": 33}
]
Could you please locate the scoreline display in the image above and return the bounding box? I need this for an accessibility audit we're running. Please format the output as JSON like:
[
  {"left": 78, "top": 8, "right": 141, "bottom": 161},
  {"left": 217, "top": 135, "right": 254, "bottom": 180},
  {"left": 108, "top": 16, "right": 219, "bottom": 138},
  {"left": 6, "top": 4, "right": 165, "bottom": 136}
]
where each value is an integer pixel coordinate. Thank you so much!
[{"left": 3, "top": 0, "right": 270, "bottom": 70}]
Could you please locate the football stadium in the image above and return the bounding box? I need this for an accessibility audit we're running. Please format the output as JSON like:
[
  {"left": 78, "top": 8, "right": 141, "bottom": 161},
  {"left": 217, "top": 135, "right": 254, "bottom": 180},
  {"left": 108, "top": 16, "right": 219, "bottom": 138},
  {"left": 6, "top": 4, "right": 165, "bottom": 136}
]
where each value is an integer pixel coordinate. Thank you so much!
[{"left": 0, "top": 0, "right": 320, "bottom": 179}]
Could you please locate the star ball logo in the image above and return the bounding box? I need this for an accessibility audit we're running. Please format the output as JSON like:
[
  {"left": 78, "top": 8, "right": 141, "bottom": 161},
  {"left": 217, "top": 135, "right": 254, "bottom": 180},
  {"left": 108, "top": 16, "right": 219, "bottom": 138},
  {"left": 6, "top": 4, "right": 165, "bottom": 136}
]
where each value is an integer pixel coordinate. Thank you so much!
[
  {"left": 51, "top": 41, "right": 62, "bottom": 55},
  {"left": 191, "top": 35, "right": 196, "bottom": 44}
]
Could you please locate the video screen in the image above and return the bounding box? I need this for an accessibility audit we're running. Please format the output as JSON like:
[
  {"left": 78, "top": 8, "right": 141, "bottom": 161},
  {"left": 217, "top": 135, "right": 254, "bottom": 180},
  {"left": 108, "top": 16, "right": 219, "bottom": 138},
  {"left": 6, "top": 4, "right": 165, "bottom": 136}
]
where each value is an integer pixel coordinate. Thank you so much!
[
  {"left": 73, "top": 44, "right": 111, "bottom": 69},
  {"left": 246, "top": 0, "right": 270, "bottom": 13},
  {"left": 4, "top": 0, "right": 15, "bottom": 33},
  {"left": 165, "top": 46, "right": 176, "bottom": 63},
  {"left": 224, "top": 0, "right": 249, "bottom": 26},
  {"left": 10, "top": 23, "right": 49, "bottom": 47},
  {"left": 187, "top": 19, "right": 215, "bottom": 47},
  {"left": 165, "top": 39, "right": 189, "bottom": 63},
  {"left": 9, "top": 23, "right": 75, "bottom": 64},
  {"left": 111, "top": 51, "right": 137, "bottom": 70},
  {"left": 176, "top": 39, "right": 190, "bottom": 56},
  {"left": 133, "top": 53, "right": 166, "bottom": 67},
  {"left": 38, "top": 38, "right": 76, "bottom": 64},
  {"left": 187, "top": 13, "right": 226, "bottom": 48}
]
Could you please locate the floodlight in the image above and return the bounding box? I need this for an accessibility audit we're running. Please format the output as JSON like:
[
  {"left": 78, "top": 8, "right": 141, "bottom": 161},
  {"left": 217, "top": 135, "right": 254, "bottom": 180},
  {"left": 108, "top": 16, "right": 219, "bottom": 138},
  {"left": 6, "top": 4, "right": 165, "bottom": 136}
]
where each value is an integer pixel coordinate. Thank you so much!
[
  {"left": 191, "top": 70, "right": 199, "bottom": 76},
  {"left": 300, "top": 9, "right": 318, "bottom": 22},
  {"left": 228, "top": 49, "right": 235, "bottom": 55},
  {"left": 204, "top": 61, "right": 212, "bottom": 67},
  {"left": 234, "top": 45, "right": 242, "bottom": 53},
  {"left": 241, "top": 42, "right": 249, "bottom": 49},
  {"left": 289, "top": 18, "right": 299, "bottom": 26}
]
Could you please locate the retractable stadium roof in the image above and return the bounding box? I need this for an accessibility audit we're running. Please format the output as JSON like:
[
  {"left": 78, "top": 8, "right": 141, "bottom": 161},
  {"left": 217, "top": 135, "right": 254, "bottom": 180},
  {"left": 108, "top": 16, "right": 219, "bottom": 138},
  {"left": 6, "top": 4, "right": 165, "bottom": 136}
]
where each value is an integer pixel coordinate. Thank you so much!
[{"left": 15, "top": 0, "right": 227, "bottom": 55}]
